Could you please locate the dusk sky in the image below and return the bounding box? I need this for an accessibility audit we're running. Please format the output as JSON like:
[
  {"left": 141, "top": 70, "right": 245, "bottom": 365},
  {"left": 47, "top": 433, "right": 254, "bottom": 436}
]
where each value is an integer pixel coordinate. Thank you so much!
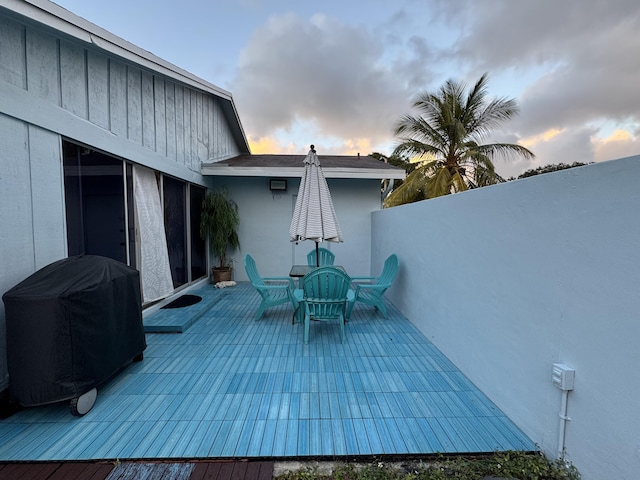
[{"left": 52, "top": 0, "right": 640, "bottom": 178}]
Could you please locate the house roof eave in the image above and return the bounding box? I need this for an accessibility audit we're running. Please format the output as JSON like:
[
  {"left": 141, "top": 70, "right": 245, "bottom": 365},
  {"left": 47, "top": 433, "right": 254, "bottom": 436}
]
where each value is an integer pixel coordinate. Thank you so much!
[{"left": 200, "top": 164, "right": 407, "bottom": 180}]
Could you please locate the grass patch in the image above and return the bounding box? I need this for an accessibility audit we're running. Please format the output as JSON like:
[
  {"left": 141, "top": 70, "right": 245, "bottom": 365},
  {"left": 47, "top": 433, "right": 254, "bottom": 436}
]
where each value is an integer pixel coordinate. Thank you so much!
[{"left": 274, "top": 451, "right": 580, "bottom": 480}]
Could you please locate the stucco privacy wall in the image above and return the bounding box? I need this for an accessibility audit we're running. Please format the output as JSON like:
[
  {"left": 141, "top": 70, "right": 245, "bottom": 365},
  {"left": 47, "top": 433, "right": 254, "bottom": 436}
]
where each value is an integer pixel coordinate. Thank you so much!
[
  {"left": 372, "top": 155, "right": 640, "bottom": 480},
  {"left": 219, "top": 177, "right": 380, "bottom": 281}
]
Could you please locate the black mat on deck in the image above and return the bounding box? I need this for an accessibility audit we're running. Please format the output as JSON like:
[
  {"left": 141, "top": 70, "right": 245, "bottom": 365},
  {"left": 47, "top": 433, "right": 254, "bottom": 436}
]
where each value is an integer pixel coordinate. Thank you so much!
[{"left": 161, "top": 294, "right": 202, "bottom": 309}]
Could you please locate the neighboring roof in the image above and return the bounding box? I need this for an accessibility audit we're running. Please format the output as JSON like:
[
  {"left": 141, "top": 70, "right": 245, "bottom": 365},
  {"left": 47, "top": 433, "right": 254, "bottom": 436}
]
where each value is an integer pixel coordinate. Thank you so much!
[
  {"left": 201, "top": 154, "right": 406, "bottom": 180},
  {"left": 0, "top": 0, "right": 250, "bottom": 154}
]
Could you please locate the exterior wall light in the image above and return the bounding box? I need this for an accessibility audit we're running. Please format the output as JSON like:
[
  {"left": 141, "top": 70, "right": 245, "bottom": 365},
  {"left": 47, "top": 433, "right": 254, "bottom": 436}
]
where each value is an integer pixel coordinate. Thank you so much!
[{"left": 270, "top": 179, "right": 287, "bottom": 192}]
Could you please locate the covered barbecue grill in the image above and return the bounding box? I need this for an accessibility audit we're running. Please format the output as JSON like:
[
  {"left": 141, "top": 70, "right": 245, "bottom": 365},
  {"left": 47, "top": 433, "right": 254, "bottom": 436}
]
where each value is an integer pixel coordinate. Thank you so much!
[{"left": 2, "top": 255, "right": 146, "bottom": 416}]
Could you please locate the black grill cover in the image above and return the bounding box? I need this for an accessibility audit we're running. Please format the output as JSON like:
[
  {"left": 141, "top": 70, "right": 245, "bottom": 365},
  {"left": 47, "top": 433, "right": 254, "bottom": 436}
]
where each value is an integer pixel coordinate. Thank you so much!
[{"left": 2, "top": 255, "right": 146, "bottom": 407}]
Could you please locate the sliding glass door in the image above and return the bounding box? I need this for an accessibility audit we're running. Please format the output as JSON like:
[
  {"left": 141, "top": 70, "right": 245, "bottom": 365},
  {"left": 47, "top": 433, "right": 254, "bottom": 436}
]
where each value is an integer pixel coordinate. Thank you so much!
[
  {"left": 62, "top": 139, "right": 208, "bottom": 302},
  {"left": 63, "top": 142, "right": 129, "bottom": 264}
]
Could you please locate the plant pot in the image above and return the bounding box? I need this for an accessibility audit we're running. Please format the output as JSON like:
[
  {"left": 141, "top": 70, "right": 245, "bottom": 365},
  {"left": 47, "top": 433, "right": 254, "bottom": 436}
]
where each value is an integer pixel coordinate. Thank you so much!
[{"left": 212, "top": 267, "right": 232, "bottom": 284}]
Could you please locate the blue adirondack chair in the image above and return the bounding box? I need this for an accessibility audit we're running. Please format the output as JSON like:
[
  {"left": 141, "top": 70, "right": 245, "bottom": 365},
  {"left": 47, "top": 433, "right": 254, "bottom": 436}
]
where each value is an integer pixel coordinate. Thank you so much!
[
  {"left": 346, "top": 254, "right": 399, "bottom": 319},
  {"left": 298, "top": 266, "right": 351, "bottom": 344},
  {"left": 306, "top": 247, "right": 335, "bottom": 267},
  {"left": 244, "top": 254, "right": 297, "bottom": 320}
]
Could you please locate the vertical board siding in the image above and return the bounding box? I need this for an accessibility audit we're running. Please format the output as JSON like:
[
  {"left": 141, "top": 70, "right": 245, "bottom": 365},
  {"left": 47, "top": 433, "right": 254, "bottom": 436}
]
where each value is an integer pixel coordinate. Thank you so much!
[
  {"left": 175, "top": 85, "right": 186, "bottom": 165},
  {"left": 3, "top": 16, "right": 240, "bottom": 171},
  {"left": 60, "top": 41, "right": 87, "bottom": 118},
  {"left": 26, "top": 30, "right": 60, "bottom": 105},
  {"left": 183, "top": 88, "right": 192, "bottom": 164},
  {"left": 189, "top": 90, "right": 198, "bottom": 167},
  {"left": 0, "top": 18, "right": 26, "bottom": 88},
  {"left": 195, "top": 91, "right": 203, "bottom": 165},
  {"left": 203, "top": 94, "right": 211, "bottom": 161},
  {"left": 28, "top": 126, "right": 67, "bottom": 270},
  {"left": 0, "top": 115, "right": 35, "bottom": 276},
  {"left": 212, "top": 99, "right": 222, "bottom": 158},
  {"left": 141, "top": 71, "right": 155, "bottom": 150},
  {"left": 127, "top": 66, "right": 143, "bottom": 144},
  {"left": 166, "top": 83, "right": 177, "bottom": 161},
  {"left": 87, "top": 51, "right": 110, "bottom": 129},
  {"left": 109, "top": 60, "right": 128, "bottom": 137},
  {"left": 154, "top": 77, "right": 167, "bottom": 156},
  {"left": 0, "top": 115, "right": 35, "bottom": 392}
]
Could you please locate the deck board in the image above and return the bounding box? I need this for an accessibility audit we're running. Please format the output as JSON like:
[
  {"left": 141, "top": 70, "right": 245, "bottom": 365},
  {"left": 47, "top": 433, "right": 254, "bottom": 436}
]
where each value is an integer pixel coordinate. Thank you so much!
[
  {"left": 0, "top": 461, "right": 271, "bottom": 480},
  {"left": 0, "top": 282, "right": 535, "bottom": 461}
]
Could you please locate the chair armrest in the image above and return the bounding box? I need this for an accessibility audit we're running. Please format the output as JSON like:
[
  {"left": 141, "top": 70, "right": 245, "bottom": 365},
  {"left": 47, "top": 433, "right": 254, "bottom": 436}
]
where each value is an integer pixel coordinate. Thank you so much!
[
  {"left": 353, "top": 283, "right": 390, "bottom": 297},
  {"left": 350, "top": 276, "right": 376, "bottom": 285},
  {"left": 256, "top": 283, "right": 290, "bottom": 291},
  {"left": 263, "top": 276, "right": 295, "bottom": 288}
]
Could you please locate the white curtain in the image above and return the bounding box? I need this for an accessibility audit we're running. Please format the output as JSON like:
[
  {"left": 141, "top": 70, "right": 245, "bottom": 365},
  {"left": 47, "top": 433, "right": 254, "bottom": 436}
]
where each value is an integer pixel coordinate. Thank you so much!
[{"left": 133, "top": 165, "right": 174, "bottom": 303}]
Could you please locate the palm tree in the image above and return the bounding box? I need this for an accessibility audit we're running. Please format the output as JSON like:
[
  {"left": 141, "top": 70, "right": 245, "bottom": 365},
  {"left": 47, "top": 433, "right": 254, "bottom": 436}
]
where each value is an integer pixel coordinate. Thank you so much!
[{"left": 385, "top": 73, "right": 534, "bottom": 206}]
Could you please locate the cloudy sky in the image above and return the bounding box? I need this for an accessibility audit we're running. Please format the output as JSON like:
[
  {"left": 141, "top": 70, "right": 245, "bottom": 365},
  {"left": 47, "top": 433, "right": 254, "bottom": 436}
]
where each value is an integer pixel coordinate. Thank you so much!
[{"left": 52, "top": 0, "right": 639, "bottom": 178}]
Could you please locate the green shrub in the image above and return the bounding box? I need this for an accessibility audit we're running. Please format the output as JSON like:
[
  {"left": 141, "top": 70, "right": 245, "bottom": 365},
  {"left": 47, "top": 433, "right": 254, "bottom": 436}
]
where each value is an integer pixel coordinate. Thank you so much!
[{"left": 274, "top": 451, "right": 580, "bottom": 480}]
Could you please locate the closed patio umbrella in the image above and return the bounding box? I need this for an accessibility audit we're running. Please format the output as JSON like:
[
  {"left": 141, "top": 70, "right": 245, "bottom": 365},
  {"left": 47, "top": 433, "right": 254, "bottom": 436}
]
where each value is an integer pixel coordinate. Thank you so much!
[{"left": 290, "top": 145, "right": 343, "bottom": 266}]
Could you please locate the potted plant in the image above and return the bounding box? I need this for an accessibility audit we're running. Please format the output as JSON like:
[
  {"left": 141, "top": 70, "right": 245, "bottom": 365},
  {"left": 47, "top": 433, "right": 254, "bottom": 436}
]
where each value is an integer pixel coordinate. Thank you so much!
[{"left": 200, "top": 187, "right": 240, "bottom": 283}]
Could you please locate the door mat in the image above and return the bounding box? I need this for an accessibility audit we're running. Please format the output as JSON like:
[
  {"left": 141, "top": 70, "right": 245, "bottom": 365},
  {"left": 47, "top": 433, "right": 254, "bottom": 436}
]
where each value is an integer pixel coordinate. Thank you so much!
[{"left": 161, "top": 294, "right": 202, "bottom": 309}]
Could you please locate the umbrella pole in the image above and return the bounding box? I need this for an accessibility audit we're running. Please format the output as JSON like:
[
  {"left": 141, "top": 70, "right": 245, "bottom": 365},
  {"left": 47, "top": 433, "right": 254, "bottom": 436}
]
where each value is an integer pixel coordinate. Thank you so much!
[{"left": 316, "top": 242, "right": 319, "bottom": 267}]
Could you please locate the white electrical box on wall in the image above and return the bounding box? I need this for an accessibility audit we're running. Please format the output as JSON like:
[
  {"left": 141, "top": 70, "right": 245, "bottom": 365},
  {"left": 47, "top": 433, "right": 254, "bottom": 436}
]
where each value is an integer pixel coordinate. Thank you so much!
[{"left": 552, "top": 363, "right": 575, "bottom": 391}]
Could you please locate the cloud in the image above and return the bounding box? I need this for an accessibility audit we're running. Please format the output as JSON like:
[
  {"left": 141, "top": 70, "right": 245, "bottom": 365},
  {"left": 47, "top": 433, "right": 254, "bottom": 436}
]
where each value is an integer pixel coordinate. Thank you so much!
[
  {"left": 232, "top": 12, "right": 425, "bottom": 152},
  {"left": 427, "top": 0, "right": 640, "bottom": 173},
  {"left": 249, "top": 136, "right": 290, "bottom": 154},
  {"left": 231, "top": 0, "right": 640, "bottom": 176},
  {"left": 593, "top": 129, "right": 640, "bottom": 162}
]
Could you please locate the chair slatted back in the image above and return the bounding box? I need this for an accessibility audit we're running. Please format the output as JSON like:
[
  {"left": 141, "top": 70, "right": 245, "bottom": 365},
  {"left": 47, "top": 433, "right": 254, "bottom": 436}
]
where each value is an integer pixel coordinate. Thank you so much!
[
  {"left": 377, "top": 254, "right": 400, "bottom": 287},
  {"left": 302, "top": 267, "right": 350, "bottom": 320},
  {"left": 306, "top": 247, "right": 335, "bottom": 267},
  {"left": 244, "top": 254, "right": 265, "bottom": 287}
]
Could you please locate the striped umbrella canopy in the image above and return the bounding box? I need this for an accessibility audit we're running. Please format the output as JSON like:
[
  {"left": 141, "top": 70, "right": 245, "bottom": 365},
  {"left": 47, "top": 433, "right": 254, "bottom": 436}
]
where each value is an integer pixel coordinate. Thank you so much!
[{"left": 290, "top": 146, "right": 343, "bottom": 264}]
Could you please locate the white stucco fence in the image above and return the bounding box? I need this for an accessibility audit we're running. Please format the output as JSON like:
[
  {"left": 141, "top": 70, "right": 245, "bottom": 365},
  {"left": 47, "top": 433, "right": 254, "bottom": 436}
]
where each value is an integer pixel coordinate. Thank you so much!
[{"left": 371, "top": 155, "right": 640, "bottom": 480}]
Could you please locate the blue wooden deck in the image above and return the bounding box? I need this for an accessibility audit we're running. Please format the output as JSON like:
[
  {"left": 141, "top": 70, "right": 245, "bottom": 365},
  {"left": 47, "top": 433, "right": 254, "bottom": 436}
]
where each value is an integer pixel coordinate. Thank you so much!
[{"left": 0, "top": 283, "right": 535, "bottom": 461}]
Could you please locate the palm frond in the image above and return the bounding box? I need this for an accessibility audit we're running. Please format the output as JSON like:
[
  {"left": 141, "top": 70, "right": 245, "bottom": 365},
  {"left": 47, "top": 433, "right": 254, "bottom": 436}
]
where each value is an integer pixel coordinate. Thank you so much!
[
  {"left": 450, "top": 170, "right": 469, "bottom": 193},
  {"left": 389, "top": 73, "right": 535, "bottom": 205},
  {"left": 426, "top": 167, "right": 453, "bottom": 198},
  {"left": 383, "top": 166, "right": 428, "bottom": 207},
  {"left": 393, "top": 139, "right": 442, "bottom": 161},
  {"left": 475, "top": 143, "right": 535, "bottom": 161}
]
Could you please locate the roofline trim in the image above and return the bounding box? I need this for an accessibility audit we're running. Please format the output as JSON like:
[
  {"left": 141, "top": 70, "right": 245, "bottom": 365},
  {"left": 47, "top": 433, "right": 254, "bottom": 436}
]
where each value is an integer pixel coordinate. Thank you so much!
[{"left": 200, "top": 165, "right": 407, "bottom": 180}]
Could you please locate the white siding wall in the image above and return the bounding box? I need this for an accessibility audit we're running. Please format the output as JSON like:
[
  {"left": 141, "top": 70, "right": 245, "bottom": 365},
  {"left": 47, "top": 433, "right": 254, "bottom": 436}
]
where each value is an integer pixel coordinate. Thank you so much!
[
  {"left": 0, "top": 16, "right": 239, "bottom": 167},
  {"left": 372, "top": 155, "right": 640, "bottom": 480},
  {"left": 0, "top": 114, "right": 67, "bottom": 390},
  {"left": 0, "top": 12, "right": 242, "bottom": 391},
  {"left": 219, "top": 177, "right": 381, "bottom": 281}
]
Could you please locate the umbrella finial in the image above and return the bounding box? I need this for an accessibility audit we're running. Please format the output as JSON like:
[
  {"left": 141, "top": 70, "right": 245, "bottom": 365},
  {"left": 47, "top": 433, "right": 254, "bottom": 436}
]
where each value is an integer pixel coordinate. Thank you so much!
[{"left": 310, "top": 144, "right": 315, "bottom": 153}]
